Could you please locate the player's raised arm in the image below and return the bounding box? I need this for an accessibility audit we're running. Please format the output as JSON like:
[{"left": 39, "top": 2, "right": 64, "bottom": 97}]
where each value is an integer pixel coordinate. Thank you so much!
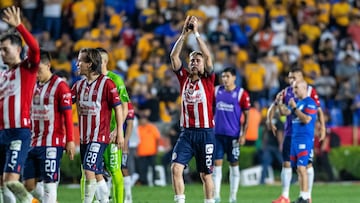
[
  {"left": 190, "top": 16, "right": 213, "bottom": 73},
  {"left": 170, "top": 16, "right": 191, "bottom": 71},
  {"left": 2, "top": 6, "right": 40, "bottom": 67}
]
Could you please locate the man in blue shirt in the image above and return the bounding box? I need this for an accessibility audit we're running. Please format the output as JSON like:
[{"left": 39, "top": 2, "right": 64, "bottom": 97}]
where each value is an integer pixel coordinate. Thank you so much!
[{"left": 279, "top": 80, "right": 317, "bottom": 203}]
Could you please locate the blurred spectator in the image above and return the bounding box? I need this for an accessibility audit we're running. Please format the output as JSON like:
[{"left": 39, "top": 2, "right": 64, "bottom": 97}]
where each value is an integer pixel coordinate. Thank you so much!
[
  {"left": 223, "top": 0, "right": 243, "bottom": 22},
  {"left": 55, "top": 33, "right": 74, "bottom": 57},
  {"left": 314, "top": 122, "right": 338, "bottom": 182},
  {"left": 199, "top": 0, "right": 219, "bottom": 20},
  {"left": 258, "top": 53, "right": 280, "bottom": 103},
  {"left": 335, "top": 79, "right": 354, "bottom": 126},
  {"left": 313, "top": 66, "right": 337, "bottom": 108},
  {"left": 244, "top": 57, "right": 266, "bottom": 103},
  {"left": 331, "top": 0, "right": 351, "bottom": 37},
  {"left": 244, "top": 0, "right": 265, "bottom": 35},
  {"left": 301, "top": 54, "right": 321, "bottom": 85},
  {"left": 136, "top": 107, "right": 161, "bottom": 186},
  {"left": 335, "top": 51, "right": 359, "bottom": 95},
  {"left": 21, "top": 0, "right": 42, "bottom": 33},
  {"left": 260, "top": 117, "right": 283, "bottom": 184},
  {"left": 253, "top": 23, "right": 276, "bottom": 54},
  {"left": 317, "top": 37, "right": 336, "bottom": 75},
  {"left": 105, "top": 6, "right": 124, "bottom": 37},
  {"left": 244, "top": 101, "right": 262, "bottom": 146},
  {"left": 229, "top": 15, "right": 252, "bottom": 47},
  {"left": 43, "top": 0, "right": 63, "bottom": 40},
  {"left": 347, "top": 10, "right": 360, "bottom": 48},
  {"left": 316, "top": 0, "right": 331, "bottom": 28},
  {"left": 71, "top": 0, "right": 96, "bottom": 41}
]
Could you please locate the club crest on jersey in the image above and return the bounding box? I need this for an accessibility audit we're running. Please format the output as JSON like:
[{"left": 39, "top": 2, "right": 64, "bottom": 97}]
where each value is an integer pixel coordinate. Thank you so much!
[
  {"left": 84, "top": 91, "right": 89, "bottom": 101},
  {"left": 33, "top": 93, "right": 40, "bottom": 105}
]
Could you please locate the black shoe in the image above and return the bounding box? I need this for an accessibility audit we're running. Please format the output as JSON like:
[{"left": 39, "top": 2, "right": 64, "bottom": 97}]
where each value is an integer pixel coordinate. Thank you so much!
[{"left": 292, "top": 197, "right": 309, "bottom": 203}]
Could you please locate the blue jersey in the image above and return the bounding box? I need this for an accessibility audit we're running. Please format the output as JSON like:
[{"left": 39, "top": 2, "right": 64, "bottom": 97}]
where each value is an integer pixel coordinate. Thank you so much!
[
  {"left": 282, "top": 85, "right": 320, "bottom": 136},
  {"left": 291, "top": 97, "right": 317, "bottom": 139},
  {"left": 214, "top": 86, "right": 250, "bottom": 137}
]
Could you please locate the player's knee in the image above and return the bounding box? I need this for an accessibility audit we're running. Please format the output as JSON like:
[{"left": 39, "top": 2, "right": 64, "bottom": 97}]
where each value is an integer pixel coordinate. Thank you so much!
[
  {"left": 23, "top": 180, "right": 35, "bottom": 192},
  {"left": 171, "top": 163, "right": 184, "bottom": 177}
]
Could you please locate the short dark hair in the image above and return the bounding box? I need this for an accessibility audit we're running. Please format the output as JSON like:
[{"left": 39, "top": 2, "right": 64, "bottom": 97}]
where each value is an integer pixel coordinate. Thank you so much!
[
  {"left": 289, "top": 66, "right": 303, "bottom": 75},
  {"left": 222, "top": 67, "right": 236, "bottom": 76},
  {"left": 0, "top": 33, "right": 22, "bottom": 47},
  {"left": 40, "top": 49, "right": 52, "bottom": 64},
  {"left": 79, "top": 48, "right": 102, "bottom": 74}
]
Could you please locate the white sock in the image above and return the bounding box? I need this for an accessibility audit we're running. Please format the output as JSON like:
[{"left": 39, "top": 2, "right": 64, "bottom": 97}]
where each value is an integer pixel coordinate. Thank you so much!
[
  {"left": 174, "top": 194, "right": 185, "bottom": 203},
  {"left": 124, "top": 176, "right": 132, "bottom": 199},
  {"left": 204, "top": 199, "right": 215, "bottom": 203},
  {"left": 44, "top": 182, "right": 57, "bottom": 203},
  {"left": 84, "top": 179, "right": 97, "bottom": 203},
  {"left": 31, "top": 181, "right": 44, "bottom": 202},
  {"left": 95, "top": 179, "right": 109, "bottom": 203},
  {"left": 229, "top": 166, "right": 240, "bottom": 201},
  {"left": 281, "top": 167, "right": 292, "bottom": 198},
  {"left": 3, "top": 185, "right": 16, "bottom": 203},
  {"left": 5, "top": 181, "right": 33, "bottom": 203},
  {"left": 213, "top": 166, "right": 222, "bottom": 199},
  {"left": 300, "top": 191, "right": 310, "bottom": 200},
  {"left": 307, "top": 167, "right": 314, "bottom": 197}
]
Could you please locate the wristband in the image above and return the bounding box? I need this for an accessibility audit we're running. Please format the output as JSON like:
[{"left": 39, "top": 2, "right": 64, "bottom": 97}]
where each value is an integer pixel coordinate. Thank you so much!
[
  {"left": 292, "top": 107, "right": 297, "bottom": 113},
  {"left": 195, "top": 32, "right": 200, "bottom": 38}
]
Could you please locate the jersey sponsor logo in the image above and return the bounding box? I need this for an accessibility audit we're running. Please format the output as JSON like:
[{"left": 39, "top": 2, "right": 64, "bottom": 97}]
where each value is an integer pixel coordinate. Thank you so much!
[
  {"left": 298, "top": 144, "right": 306, "bottom": 149},
  {"left": 90, "top": 143, "right": 101, "bottom": 153},
  {"left": 10, "top": 140, "right": 22, "bottom": 151},
  {"left": 46, "top": 147, "right": 57, "bottom": 159},
  {"left": 79, "top": 101, "right": 100, "bottom": 115},
  {"left": 32, "top": 105, "right": 52, "bottom": 120},
  {"left": 216, "top": 101, "right": 234, "bottom": 112}
]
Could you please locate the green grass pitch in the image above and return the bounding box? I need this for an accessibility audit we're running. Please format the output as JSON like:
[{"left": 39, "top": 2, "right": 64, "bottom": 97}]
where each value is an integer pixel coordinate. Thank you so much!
[{"left": 57, "top": 182, "right": 360, "bottom": 203}]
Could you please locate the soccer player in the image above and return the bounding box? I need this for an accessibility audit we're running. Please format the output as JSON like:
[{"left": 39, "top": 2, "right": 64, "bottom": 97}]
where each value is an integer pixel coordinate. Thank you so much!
[
  {"left": 0, "top": 6, "right": 40, "bottom": 203},
  {"left": 170, "top": 16, "right": 216, "bottom": 203},
  {"left": 23, "top": 50, "right": 75, "bottom": 203},
  {"left": 71, "top": 48, "right": 124, "bottom": 203},
  {"left": 97, "top": 47, "right": 130, "bottom": 203},
  {"left": 213, "top": 67, "right": 250, "bottom": 203},
  {"left": 120, "top": 102, "right": 135, "bottom": 203},
  {"left": 279, "top": 80, "right": 317, "bottom": 203},
  {"left": 267, "top": 68, "right": 325, "bottom": 203}
]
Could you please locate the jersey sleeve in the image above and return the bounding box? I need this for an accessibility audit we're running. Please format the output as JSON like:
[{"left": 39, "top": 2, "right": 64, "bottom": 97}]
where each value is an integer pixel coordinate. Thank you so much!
[
  {"left": 174, "top": 67, "right": 188, "bottom": 90},
  {"left": 110, "top": 72, "right": 130, "bottom": 102},
  {"left": 239, "top": 89, "right": 251, "bottom": 110},
  {"left": 310, "top": 88, "right": 321, "bottom": 107},
  {"left": 303, "top": 99, "right": 318, "bottom": 116},
  {"left": 57, "top": 82, "right": 72, "bottom": 110},
  {"left": 105, "top": 79, "right": 121, "bottom": 107},
  {"left": 16, "top": 24, "right": 40, "bottom": 69},
  {"left": 57, "top": 81, "right": 74, "bottom": 142},
  {"left": 126, "top": 102, "right": 135, "bottom": 120}
]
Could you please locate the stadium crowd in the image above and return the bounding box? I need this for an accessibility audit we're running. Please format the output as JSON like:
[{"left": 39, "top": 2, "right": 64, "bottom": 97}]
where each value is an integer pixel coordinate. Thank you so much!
[{"left": 0, "top": 0, "right": 359, "bottom": 188}]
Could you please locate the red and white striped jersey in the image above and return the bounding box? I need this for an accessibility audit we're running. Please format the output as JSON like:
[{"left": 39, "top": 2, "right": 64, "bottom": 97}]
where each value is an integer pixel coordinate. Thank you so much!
[
  {"left": 72, "top": 75, "right": 121, "bottom": 144},
  {"left": 31, "top": 75, "right": 73, "bottom": 147},
  {"left": 0, "top": 24, "right": 40, "bottom": 130},
  {"left": 175, "top": 67, "right": 215, "bottom": 128}
]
